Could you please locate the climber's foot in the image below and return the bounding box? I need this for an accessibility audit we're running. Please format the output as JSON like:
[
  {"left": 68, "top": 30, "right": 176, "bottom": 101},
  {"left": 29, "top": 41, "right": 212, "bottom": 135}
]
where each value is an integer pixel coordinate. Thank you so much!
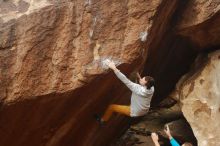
[{"left": 94, "top": 114, "right": 105, "bottom": 126}]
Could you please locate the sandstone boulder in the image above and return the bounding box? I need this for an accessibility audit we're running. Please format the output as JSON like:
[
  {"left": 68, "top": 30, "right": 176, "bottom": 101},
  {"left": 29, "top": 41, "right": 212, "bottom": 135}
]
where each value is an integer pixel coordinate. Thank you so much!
[{"left": 173, "top": 50, "right": 220, "bottom": 146}]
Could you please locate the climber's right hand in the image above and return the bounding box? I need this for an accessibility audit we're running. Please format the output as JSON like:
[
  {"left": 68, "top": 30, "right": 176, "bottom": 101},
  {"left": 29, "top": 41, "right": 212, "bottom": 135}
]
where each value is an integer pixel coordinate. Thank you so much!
[{"left": 107, "top": 60, "right": 117, "bottom": 70}]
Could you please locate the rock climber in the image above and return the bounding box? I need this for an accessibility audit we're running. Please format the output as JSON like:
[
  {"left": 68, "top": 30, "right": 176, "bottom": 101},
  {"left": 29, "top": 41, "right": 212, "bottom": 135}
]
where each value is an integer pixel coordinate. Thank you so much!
[
  {"left": 95, "top": 60, "right": 155, "bottom": 124},
  {"left": 151, "top": 125, "right": 193, "bottom": 146}
]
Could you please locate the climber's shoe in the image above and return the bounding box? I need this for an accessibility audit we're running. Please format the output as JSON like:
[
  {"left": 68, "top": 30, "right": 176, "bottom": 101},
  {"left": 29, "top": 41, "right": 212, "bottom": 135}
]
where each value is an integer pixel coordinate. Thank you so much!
[{"left": 94, "top": 114, "right": 105, "bottom": 126}]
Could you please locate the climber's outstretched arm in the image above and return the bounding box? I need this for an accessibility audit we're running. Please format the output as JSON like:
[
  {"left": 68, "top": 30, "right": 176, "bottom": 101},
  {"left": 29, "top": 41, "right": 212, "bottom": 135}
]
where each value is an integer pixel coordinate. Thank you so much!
[
  {"left": 107, "top": 61, "right": 135, "bottom": 86},
  {"left": 106, "top": 61, "right": 149, "bottom": 97}
]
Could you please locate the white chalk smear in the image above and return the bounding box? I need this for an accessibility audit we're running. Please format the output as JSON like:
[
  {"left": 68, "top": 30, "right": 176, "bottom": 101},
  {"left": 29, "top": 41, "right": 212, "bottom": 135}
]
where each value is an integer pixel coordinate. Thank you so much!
[
  {"left": 89, "top": 17, "right": 98, "bottom": 39},
  {"left": 139, "top": 32, "right": 148, "bottom": 42},
  {"left": 100, "top": 56, "right": 122, "bottom": 69},
  {"left": 89, "top": 29, "right": 93, "bottom": 38},
  {"left": 85, "top": 0, "right": 91, "bottom": 5},
  {"left": 84, "top": 56, "right": 123, "bottom": 70},
  {"left": 93, "top": 17, "right": 97, "bottom": 25}
]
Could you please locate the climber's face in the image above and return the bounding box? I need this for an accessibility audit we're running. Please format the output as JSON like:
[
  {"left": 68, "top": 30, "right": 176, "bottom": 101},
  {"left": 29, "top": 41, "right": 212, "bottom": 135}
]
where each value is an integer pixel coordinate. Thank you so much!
[{"left": 139, "top": 77, "right": 147, "bottom": 86}]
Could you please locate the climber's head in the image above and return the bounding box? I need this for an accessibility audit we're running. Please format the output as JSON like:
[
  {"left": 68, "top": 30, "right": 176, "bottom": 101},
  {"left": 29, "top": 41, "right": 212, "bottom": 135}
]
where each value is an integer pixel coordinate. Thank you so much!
[
  {"left": 139, "top": 76, "right": 154, "bottom": 89},
  {"left": 182, "top": 142, "right": 193, "bottom": 146},
  {"left": 139, "top": 77, "right": 147, "bottom": 86}
]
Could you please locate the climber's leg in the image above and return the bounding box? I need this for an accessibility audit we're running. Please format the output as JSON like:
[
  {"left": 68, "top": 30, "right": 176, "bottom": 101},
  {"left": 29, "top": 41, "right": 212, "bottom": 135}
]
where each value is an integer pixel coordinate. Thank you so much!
[{"left": 102, "top": 104, "right": 130, "bottom": 122}]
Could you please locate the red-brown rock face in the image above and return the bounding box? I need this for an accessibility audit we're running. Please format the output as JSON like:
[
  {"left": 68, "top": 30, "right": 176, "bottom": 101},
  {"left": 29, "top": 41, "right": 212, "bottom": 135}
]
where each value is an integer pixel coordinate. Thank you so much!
[
  {"left": 0, "top": 0, "right": 160, "bottom": 101},
  {"left": 0, "top": 0, "right": 220, "bottom": 146},
  {"left": 0, "top": 0, "right": 163, "bottom": 146},
  {"left": 177, "top": 0, "right": 220, "bottom": 49}
]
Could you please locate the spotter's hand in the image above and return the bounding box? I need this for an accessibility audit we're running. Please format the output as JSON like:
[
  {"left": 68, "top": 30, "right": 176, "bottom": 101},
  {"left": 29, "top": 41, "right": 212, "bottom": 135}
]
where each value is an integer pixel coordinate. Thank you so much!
[
  {"left": 151, "top": 133, "right": 159, "bottom": 142},
  {"left": 164, "top": 124, "right": 172, "bottom": 139}
]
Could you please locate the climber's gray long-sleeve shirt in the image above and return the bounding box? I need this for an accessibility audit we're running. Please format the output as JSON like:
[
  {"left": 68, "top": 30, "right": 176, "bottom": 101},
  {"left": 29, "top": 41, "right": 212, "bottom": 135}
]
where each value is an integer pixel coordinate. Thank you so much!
[{"left": 114, "top": 69, "right": 154, "bottom": 117}]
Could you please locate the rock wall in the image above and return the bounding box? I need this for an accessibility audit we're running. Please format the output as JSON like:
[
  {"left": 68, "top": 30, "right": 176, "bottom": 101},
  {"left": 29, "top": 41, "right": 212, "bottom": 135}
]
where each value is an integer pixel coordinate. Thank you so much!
[
  {"left": 0, "top": 0, "right": 164, "bottom": 146},
  {"left": 173, "top": 1, "right": 220, "bottom": 145},
  {"left": 0, "top": 0, "right": 161, "bottom": 101},
  {"left": 126, "top": 0, "right": 220, "bottom": 145},
  {"left": 0, "top": 0, "right": 220, "bottom": 146},
  {"left": 177, "top": 0, "right": 220, "bottom": 49},
  {"left": 172, "top": 50, "right": 220, "bottom": 146}
]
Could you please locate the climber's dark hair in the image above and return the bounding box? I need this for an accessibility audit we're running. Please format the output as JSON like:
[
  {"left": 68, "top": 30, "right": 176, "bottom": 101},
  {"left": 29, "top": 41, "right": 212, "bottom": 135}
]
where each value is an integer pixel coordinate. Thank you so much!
[{"left": 144, "top": 76, "right": 155, "bottom": 89}]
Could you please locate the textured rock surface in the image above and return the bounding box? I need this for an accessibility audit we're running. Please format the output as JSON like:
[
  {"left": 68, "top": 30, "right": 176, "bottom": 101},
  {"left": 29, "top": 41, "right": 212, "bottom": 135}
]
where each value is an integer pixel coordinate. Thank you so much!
[
  {"left": 177, "top": 0, "right": 220, "bottom": 49},
  {"left": 1, "top": 0, "right": 220, "bottom": 146},
  {"left": 0, "top": 0, "right": 163, "bottom": 146},
  {"left": 0, "top": 0, "right": 161, "bottom": 101},
  {"left": 173, "top": 50, "right": 220, "bottom": 146}
]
